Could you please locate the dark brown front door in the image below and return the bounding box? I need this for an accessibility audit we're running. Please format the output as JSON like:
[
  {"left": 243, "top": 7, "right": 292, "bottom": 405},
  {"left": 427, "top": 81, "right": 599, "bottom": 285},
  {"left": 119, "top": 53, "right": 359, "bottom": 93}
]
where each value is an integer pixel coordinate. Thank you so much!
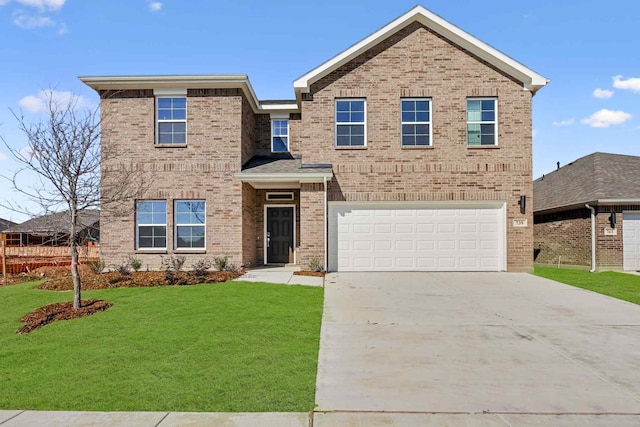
[{"left": 267, "top": 207, "right": 294, "bottom": 264}]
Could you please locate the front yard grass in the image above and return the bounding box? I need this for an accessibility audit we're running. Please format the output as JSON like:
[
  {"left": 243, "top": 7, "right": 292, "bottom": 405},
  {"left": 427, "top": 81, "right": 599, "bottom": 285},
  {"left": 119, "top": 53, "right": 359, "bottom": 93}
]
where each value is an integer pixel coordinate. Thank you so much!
[
  {"left": 534, "top": 266, "right": 640, "bottom": 305},
  {"left": 0, "top": 281, "right": 323, "bottom": 412}
]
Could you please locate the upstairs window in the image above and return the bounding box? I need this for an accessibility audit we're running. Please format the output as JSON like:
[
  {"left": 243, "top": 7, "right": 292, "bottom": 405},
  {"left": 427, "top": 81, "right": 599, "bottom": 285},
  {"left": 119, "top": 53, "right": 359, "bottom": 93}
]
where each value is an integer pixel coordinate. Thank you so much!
[
  {"left": 336, "top": 99, "right": 366, "bottom": 147},
  {"left": 401, "top": 98, "right": 431, "bottom": 146},
  {"left": 157, "top": 97, "right": 187, "bottom": 144},
  {"left": 175, "top": 200, "right": 206, "bottom": 249},
  {"left": 271, "top": 119, "right": 289, "bottom": 152},
  {"left": 136, "top": 201, "right": 167, "bottom": 250},
  {"left": 467, "top": 99, "right": 497, "bottom": 146}
]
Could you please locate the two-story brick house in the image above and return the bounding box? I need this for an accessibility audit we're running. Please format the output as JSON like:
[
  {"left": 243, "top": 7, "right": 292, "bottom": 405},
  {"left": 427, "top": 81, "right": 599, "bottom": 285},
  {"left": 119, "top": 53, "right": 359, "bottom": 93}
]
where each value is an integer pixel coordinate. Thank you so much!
[{"left": 81, "top": 6, "right": 548, "bottom": 272}]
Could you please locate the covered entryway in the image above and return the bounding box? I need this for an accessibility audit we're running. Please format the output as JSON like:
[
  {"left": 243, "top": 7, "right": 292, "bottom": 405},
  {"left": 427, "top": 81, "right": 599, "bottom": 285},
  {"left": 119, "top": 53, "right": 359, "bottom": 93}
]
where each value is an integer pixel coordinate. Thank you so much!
[
  {"left": 623, "top": 211, "right": 640, "bottom": 271},
  {"left": 265, "top": 206, "right": 295, "bottom": 264},
  {"left": 328, "top": 202, "right": 506, "bottom": 271}
]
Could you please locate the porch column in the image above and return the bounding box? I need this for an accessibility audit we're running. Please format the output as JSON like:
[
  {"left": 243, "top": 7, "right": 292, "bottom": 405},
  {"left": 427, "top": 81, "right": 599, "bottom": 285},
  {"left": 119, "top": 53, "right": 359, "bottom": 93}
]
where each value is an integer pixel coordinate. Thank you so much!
[{"left": 299, "top": 183, "right": 325, "bottom": 270}]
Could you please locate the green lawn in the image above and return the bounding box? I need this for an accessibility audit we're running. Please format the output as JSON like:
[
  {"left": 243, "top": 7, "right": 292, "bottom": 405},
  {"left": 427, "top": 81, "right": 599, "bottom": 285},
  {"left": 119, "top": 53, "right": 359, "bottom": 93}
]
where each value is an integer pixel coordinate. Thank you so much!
[
  {"left": 0, "top": 281, "right": 323, "bottom": 412},
  {"left": 534, "top": 266, "right": 640, "bottom": 305}
]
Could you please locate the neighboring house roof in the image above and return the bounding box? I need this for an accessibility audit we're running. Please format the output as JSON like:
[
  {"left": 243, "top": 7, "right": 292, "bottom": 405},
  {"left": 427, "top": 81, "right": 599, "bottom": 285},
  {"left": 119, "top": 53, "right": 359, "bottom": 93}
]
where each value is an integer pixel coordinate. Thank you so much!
[
  {"left": 3, "top": 210, "right": 100, "bottom": 235},
  {"left": 0, "top": 218, "right": 17, "bottom": 232},
  {"left": 533, "top": 153, "right": 640, "bottom": 213},
  {"left": 293, "top": 5, "right": 549, "bottom": 95},
  {"left": 236, "top": 155, "right": 333, "bottom": 188}
]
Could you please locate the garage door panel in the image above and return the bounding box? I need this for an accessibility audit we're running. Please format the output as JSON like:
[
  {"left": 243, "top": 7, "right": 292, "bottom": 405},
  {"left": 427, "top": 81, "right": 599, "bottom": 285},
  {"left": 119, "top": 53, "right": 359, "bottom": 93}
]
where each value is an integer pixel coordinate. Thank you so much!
[
  {"left": 623, "top": 212, "right": 640, "bottom": 271},
  {"left": 329, "top": 203, "right": 505, "bottom": 272}
]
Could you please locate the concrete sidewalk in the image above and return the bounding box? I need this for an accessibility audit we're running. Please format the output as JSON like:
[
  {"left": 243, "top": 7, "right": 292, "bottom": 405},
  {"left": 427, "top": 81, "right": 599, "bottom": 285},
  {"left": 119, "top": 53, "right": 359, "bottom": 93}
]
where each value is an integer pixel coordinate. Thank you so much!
[
  {"left": 3, "top": 410, "right": 640, "bottom": 426},
  {"left": 234, "top": 266, "right": 323, "bottom": 286},
  {"left": 0, "top": 411, "right": 310, "bottom": 427}
]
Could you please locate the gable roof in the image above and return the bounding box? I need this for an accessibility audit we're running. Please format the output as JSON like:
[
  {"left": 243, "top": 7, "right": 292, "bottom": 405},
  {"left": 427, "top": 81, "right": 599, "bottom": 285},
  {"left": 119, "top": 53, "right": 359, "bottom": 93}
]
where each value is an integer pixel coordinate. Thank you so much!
[
  {"left": 294, "top": 5, "right": 549, "bottom": 95},
  {"left": 3, "top": 210, "right": 100, "bottom": 235},
  {"left": 0, "top": 218, "right": 17, "bottom": 232},
  {"left": 533, "top": 153, "right": 640, "bottom": 213}
]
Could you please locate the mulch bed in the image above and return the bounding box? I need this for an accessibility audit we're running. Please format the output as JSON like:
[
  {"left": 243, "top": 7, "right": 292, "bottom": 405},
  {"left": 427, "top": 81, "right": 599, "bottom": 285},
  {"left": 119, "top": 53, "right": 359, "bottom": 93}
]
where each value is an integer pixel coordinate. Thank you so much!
[
  {"left": 293, "top": 271, "right": 325, "bottom": 277},
  {"left": 36, "top": 269, "right": 245, "bottom": 291},
  {"left": 17, "top": 299, "right": 113, "bottom": 334}
]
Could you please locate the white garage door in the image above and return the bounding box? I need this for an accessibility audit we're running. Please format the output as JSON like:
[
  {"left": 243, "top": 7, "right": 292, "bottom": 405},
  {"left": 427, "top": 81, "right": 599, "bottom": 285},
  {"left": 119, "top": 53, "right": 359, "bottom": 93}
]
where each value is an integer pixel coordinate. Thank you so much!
[
  {"left": 623, "top": 212, "right": 640, "bottom": 271},
  {"left": 329, "top": 202, "right": 506, "bottom": 272}
]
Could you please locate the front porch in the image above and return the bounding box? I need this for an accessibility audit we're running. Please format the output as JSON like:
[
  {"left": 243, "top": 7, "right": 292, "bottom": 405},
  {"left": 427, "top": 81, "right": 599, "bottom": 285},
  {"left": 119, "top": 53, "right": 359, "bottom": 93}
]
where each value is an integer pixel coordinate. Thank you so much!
[{"left": 235, "top": 155, "right": 333, "bottom": 270}]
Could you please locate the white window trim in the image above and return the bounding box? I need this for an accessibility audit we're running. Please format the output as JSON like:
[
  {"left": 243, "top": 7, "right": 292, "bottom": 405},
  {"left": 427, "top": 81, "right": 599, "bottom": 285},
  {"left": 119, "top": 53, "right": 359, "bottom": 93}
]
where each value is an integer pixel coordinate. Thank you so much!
[
  {"left": 335, "top": 98, "right": 367, "bottom": 147},
  {"left": 135, "top": 200, "right": 167, "bottom": 251},
  {"left": 156, "top": 96, "right": 187, "bottom": 145},
  {"left": 264, "top": 204, "right": 296, "bottom": 265},
  {"left": 174, "top": 200, "right": 206, "bottom": 250},
  {"left": 400, "top": 98, "right": 432, "bottom": 147},
  {"left": 271, "top": 119, "right": 290, "bottom": 153},
  {"left": 266, "top": 192, "right": 294, "bottom": 201},
  {"left": 466, "top": 97, "right": 498, "bottom": 147}
]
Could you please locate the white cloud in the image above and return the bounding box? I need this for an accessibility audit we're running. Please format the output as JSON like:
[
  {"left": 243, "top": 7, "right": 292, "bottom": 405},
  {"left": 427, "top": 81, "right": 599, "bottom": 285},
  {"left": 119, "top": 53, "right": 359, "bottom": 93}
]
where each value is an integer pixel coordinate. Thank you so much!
[
  {"left": 532, "top": 129, "right": 538, "bottom": 138},
  {"left": 0, "top": 152, "right": 7, "bottom": 161},
  {"left": 13, "top": 13, "right": 54, "bottom": 28},
  {"left": 593, "top": 88, "right": 614, "bottom": 99},
  {"left": 552, "top": 118, "right": 574, "bottom": 127},
  {"left": 16, "top": 0, "right": 65, "bottom": 11},
  {"left": 18, "top": 89, "right": 91, "bottom": 113},
  {"left": 581, "top": 109, "right": 632, "bottom": 128},
  {"left": 0, "top": 0, "right": 12, "bottom": 5},
  {"left": 613, "top": 75, "right": 640, "bottom": 93},
  {"left": 148, "top": 1, "right": 161, "bottom": 12}
]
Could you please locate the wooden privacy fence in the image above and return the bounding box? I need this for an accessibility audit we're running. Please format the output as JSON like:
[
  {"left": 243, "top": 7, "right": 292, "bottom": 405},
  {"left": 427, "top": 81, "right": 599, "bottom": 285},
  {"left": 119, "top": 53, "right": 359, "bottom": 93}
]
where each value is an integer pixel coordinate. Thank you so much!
[{"left": 1, "top": 236, "right": 99, "bottom": 283}]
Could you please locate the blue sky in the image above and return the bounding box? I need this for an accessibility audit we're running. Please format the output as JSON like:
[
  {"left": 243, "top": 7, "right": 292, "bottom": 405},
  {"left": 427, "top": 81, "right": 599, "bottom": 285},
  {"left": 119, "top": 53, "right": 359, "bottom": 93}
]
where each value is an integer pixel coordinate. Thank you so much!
[{"left": 0, "top": 0, "right": 639, "bottom": 222}]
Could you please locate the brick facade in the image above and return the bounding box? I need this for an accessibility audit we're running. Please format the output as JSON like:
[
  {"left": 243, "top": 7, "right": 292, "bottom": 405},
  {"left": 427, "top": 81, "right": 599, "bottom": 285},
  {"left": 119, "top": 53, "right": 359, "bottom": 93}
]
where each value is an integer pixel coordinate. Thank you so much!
[
  {"left": 297, "top": 23, "right": 533, "bottom": 272},
  {"left": 93, "top": 13, "right": 541, "bottom": 272},
  {"left": 534, "top": 206, "right": 640, "bottom": 271}
]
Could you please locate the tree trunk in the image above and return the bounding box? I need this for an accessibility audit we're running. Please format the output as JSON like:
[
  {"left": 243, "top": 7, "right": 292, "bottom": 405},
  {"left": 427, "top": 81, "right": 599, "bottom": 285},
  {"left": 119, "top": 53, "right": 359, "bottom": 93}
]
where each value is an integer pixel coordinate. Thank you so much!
[{"left": 71, "top": 240, "right": 81, "bottom": 309}]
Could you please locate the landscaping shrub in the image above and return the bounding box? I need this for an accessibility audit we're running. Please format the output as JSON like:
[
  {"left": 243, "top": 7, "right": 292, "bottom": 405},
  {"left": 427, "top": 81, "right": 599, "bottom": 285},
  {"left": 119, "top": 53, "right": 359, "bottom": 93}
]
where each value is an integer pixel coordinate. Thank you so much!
[
  {"left": 128, "top": 256, "right": 143, "bottom": 272},
  {"left": 88, "top": 259, "right": 106, "bottom": 274},
  {"left": 307, "top": 257, "right": 324, "bottom": 273}
]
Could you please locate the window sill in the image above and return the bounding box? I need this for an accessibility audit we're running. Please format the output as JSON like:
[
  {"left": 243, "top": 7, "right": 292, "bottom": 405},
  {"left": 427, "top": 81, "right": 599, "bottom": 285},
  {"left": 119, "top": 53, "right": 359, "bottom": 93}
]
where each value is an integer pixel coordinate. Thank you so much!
[
  {"left": 173, "top": 249, "right": 206, "bottom": 254},
  {"left": 467, "top": 145, "right": 500, "bottom": 149},
  {"left": 401, "top": 145, "right": 434, "bottom": 150},
  {"left": 155, "top": 143, "right": 187, "bottom": 148},
  {"left": 335, "top": 146, "right": 367, "bottom": 150},
  {"left": 135, "top": 249, "right": 167, "bottom": 254}
]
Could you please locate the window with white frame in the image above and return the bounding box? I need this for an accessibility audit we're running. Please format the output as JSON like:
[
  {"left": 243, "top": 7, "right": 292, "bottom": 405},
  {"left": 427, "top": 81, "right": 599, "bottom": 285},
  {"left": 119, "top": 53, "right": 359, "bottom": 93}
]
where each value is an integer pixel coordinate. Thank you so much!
[
  {"left": 136, "top": 201, "right": 167, "bottom": 249},
  {"left": 271, "top": 119, "right": 289, "bottom": 152},
  {"left": 401, "top": 98, "right": 431, "bottom": 146},
  {"left": 467, "top": 98, "right": 497, "bottom": 146},
  {"left": 174, "top": 200, "right": 206, "bottom": 249},
  {"left": 335, "top": 99, "right": 366, "bottom": 147},
  {"left": 157, "top": 97, "right": 187, "bottom": 144}
]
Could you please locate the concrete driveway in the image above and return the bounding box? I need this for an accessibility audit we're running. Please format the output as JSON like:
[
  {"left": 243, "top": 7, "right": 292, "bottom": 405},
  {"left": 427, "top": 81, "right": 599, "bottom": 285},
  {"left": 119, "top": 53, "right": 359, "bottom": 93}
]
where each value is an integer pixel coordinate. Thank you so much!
[{"left": 316, "top": 272, "right": 640, "bottom": 419}]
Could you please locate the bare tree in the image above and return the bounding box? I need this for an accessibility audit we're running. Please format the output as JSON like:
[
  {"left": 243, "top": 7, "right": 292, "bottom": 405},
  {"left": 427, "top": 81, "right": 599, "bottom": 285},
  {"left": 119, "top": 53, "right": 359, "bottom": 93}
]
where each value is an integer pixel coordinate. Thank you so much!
[{"left": 1, "top": 90, "right": 143, "bottom": 309}]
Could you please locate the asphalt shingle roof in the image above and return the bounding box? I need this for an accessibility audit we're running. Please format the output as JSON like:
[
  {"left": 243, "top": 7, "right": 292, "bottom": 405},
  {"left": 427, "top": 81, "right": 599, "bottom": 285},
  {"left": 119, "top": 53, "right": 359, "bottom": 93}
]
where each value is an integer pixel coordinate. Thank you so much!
[
  {"left": 3, "top": 210, "right": 100, "bottom": 235},
  {"left": 0, "top": 218, "right": 17, "bottom": 232},
  {"left": 240, "top": 155, "right": 332, "bottom": 175},
  {"left": 533, "top": 152, "right": 640, "bottom": 212}
]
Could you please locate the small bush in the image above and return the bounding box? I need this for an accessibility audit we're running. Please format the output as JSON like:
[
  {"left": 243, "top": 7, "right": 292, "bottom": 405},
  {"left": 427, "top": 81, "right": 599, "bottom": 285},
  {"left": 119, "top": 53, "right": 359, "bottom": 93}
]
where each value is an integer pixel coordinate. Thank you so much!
[
  {"left": 128, "top": 256, "right": 143, "bottom": 272},
  {"left": 114, "top": 262, "right": 130, "bottom": 276},
  {"left": 214, "top": 256, "right": 228, "bottom": 271},
  {"left": 308, "top": 257, "right": 324, "bottom": 273},
  {"left": 191, "top": 258, "right": 212, "bottom": 277},
  {"left": 88, "top": 259, "right": 105, "bottom": 274}
]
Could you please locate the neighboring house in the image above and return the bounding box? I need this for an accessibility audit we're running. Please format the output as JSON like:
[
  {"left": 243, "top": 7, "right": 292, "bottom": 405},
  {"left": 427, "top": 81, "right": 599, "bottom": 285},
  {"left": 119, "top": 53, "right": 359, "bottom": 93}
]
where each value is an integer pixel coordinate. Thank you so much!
[
  {"left": 0, "top": 218, "right": 17, "bottom": 233},
  {"left": 2, "top": 210, "right": 100, "bottom": 246},
  {"left": 533, "top": 152, "right": 640, "bottom": 271},
  {"left": 81, "top": 5, "right": 548, "bottom": 272}
]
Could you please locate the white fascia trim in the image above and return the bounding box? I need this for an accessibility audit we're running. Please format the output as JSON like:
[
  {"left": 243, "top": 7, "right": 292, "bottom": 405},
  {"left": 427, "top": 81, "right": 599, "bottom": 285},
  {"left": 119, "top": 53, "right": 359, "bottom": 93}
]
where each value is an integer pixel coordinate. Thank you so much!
[
  {"left": 293, "top": 5, "right": 549, "bottom": 94},
  {"left": 261, "top": 103, "right": 299, "bottom": 111},
  {"left": 154, "top": 88, "right": 187, "bottom": 96},
  {"left": 270, "top": 113, "right": 290, "bottom": 119},
  {"left": 79, "top": 74, "right": 264, "bottom": 113},
  {"left": 234, "top": 173, "right": 333, "bottom": 183},
  {"left": 597, "top": 199, "right": 640, "bottom": 205}
]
